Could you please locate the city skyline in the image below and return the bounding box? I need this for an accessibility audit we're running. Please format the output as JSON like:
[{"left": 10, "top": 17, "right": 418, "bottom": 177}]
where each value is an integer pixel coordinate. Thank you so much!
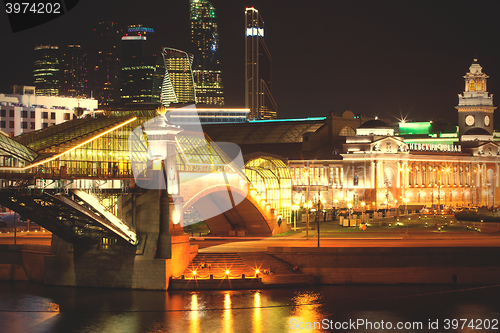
[{"left": 1, "top": 0, "right": 500, "bottom": 122}]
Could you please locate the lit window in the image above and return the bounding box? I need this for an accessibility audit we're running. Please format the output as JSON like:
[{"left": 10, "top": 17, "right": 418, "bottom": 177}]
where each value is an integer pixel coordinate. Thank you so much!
[{"left": 339, "top": 126, "right": 355, "bottom": 136}]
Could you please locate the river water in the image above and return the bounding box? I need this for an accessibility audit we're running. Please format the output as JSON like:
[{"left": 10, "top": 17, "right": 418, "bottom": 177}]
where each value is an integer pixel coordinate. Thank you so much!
[{"left": 0, "top": 282, "right": 499, "bottom": 332}]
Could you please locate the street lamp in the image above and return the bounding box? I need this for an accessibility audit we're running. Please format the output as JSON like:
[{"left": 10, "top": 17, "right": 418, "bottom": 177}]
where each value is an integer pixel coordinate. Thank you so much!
[
  {"left": 360, "top": 201, "right": 366, "bottom": 222},
  {"left": 316, "top": 196, "right": 322, "bottom": 247},
  {"left": 304, "top": 169, "right": 310, "bottom": 239},
  {"left": 437, "top": 180, "right": 442, "bottom": 211},
  {"left": 403, "top": 197, "right": 409, "bottom": 215},
  {"left": 384, "top": 180, "right": 390, "bottom": 217},
  {"left": 291, "top": 204, "right": 299, "bottom": 231}
]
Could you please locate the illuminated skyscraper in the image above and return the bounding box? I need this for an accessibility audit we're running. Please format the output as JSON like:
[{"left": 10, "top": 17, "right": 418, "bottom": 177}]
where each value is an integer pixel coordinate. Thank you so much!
[
  {"left": 160, "top": 48, "right": 196, "bottom": 106},
  {"left": 245, "top": 7, "right": 277, "bottom": 120},
  {"left": 33, "top": 45, "right": 60, "bottom": 96},
  {"left": 121, "top": 24, "right": 158, "bottom": 104},
  {"left": 189, "top": 0, "right": 224, "bottom": 106},
  {"left": 92, "top": 22, "right": 121, "bottom": 107},
  {"left": 60, "top": 45, "right": 88, "bottom": 97}
]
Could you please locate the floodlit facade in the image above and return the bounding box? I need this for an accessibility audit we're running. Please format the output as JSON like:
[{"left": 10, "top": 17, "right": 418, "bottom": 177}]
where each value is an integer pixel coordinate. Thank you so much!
[
  {"left": 245, "top": 7, "right": 277, "bottom": 120},
  {"left": 288, "top": 60, "right": 500, "bottom": 211},
  {"left": 0, "top": 89, "right": 98, "bottom": 136},
  {"left": 189, "top": 0, "right": 224, "bottom": 106}
]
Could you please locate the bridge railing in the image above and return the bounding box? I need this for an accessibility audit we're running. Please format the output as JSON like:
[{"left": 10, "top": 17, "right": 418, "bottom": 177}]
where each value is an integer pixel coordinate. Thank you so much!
[{"left": 0, "top": 165, "right": 140, "bottom": 180}]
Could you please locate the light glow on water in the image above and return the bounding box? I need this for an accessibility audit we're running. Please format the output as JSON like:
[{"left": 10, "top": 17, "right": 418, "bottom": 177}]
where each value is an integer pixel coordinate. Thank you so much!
[
  {"left": 253, "top": 292, "right": 262, "bottom": 333},
  {"left": 189, "top": 293, "right": 199, "bottom": 333},
  {"left": 223, "top": 292, "right": 233, "bottom": 333},
  {"left": 1, "top": 283, "right": 500, "bottom": 333}
]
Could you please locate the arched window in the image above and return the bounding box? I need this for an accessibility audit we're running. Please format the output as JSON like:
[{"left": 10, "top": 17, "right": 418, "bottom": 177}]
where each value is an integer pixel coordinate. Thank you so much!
[
  {"left": 339, "top": 126, "right": 355, "bottom": 136},
  {"left": 469, "top": 80, "right": 476, "bottom": 91}
]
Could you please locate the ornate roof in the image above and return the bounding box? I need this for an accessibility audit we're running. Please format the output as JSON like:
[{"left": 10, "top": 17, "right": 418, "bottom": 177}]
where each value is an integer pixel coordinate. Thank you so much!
[{"left": 358, "top": 119, "right": 391, "bottom": 129}]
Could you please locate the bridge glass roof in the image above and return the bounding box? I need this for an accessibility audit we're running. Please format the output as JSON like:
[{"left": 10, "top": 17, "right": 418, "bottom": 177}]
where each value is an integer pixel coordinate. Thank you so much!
[
  {"left": 202, "top": 121, "right": 325, "bottom": 144},
  {"left": 1, "top": 110, "right": 244, "bottom": 180},
  {"left": 245, "top": 156, "right": 292, "bottom": 223},
  {"left": 15, "top": 115, "right": 134, "bottom": 154},
  {"left": 0, "top": 134, "right": 37, "bottom": 163},
  {"left": 176, "top": 132, "right": 229, "bottom": 168}
]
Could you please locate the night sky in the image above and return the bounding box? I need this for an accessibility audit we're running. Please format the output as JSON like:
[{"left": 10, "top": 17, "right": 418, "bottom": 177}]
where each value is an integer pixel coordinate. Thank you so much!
[{"left": 1, "top": 0, "right": 500, "bottom": 123}]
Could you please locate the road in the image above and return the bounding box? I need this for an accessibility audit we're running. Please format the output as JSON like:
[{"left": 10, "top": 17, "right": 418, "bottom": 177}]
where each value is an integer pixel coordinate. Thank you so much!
[
  {"left": 0, "top": 232, "right": 51, "bottom": 245},
  {"left": 196, "top": 236, "right": 500, "bottom": 252}
]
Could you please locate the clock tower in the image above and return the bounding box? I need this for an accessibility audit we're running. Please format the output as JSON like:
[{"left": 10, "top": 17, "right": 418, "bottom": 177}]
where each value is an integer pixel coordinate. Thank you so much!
[{"left": 456, "top": 59, "right": 496, "bottom": 137}]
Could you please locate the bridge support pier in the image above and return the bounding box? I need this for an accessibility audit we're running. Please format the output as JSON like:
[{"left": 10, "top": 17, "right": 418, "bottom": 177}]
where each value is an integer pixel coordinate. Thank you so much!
[{"left": 43, "top": 189, "right": 193, "bottom": 290}]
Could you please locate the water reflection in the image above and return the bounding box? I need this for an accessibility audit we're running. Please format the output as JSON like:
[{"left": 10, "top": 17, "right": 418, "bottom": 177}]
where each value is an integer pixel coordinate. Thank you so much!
[
  {"left": 101, "top": 313, "right": 139, "bottom": 333},
  {"left": 253, "top": 292, "right": 262, "bottom": 333},
  {"left": 288, "top": 291, "right": 323, "bottom": 332},
  {"left": 1, "top": 283, "right": 500, "bottom": 333},
  {"left": 0, "top": 295, "right": 60, "bottom": 333},
  {"left": 223, "top": 292, "right": 233, "bottom": 333},
  {"left": 190, "top": 294, "right": 199, "bottom": 333}
]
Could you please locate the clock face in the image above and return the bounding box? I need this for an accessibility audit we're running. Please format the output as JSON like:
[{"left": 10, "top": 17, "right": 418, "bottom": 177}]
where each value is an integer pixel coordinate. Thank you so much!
[
  {"left": 465, "top": 115, "right": 475, "bottom": 126},
  {"left": 485, "top": 115, "right": 490, "bottom": 126}
]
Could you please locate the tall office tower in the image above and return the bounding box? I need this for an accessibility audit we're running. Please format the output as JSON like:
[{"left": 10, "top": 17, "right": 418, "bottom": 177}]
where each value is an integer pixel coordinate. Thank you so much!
[
  {"left": 160, "top": 48, "right": 196, "bottom": 106},
  {"left": 121, "top": 24, "right": 155, "bottom": 61},
  {"left": 33, "top": 45, "right": 60, "bottom": 96},
  {"left": 60, "top": 45, "right": 88, "bottom": 97},
  {"left": 151, "top": 55, "right": 166, "bottom": 103},
  {"left": 121, "top": 24, "right": 159, "bottom": 104},
  {"left": 92, "top": 22, "right": 121, "bottom": 107},
  {"left": 189, "top": 0, "right": 224, "bottom": 106},
  {"left": 245, "top": 7, "right": 277, "bottom": 120},
  {"left": 121, "top": 55, "right": 158, "bottom": 104}
]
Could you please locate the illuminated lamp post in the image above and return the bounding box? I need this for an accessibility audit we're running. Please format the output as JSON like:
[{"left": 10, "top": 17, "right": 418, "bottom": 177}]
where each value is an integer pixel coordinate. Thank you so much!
[
  {"left": 384, "top": 180, "right": 390, "bottom": 217},
  {"left": 360, "top": 201, "right": 366, "bottom": 220},
  {"left": 444, "top": 167, "right": 450, "bottom": 209},
  {"left": 347, "top": 202, "right": 353, "bottom": 221},
  {"left": 304, "top": 169, "right": 310, "bottom": 239},
  {"left": 437, "top": 180, "right": 441, "bottom": 212},
  {"left": 316, "top": 196, "right": 322, "bottom": 247},
  {"left": 144, "top": 113, "right": 183, "bottom": 259},
  {"left": 291, "top": 204, "right": 299, "bottom": 231},
  {"left": 403, "top": 197, "right": 409, "bottom": 215}
]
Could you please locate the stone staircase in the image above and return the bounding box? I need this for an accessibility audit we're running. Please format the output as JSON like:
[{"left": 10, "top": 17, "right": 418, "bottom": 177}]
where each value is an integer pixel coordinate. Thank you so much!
[
  {"left": 177, "top": 252, "right": 316, "bottom": 288},
  {"left": 239, "top": 252, "right": 316, "bottom": 286},
  {"left": 183, "top": 253, "right": 257, "bottom": 279}
]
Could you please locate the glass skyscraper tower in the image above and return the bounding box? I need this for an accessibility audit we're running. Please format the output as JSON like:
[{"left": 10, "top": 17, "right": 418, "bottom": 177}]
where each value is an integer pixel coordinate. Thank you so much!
[
  {"left": 33, "top": 45, "right": 60, "bottom": 96},
  {"left": 121, "top": 24, "right": 159, "bottom": 104},
  {"left": 160, "top": 48, "right": 196, "bottom": 106},
  {"left": 189, "top": 0, "right": 224, "bottom": 106},
  {"left": 245, "top": 7, "right": 277, "bottom": 120}
]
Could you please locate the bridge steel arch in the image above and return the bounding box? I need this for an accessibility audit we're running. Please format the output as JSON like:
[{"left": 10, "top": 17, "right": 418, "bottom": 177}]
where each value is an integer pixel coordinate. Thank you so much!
[{"left": 183, "top": 184, "right": 276, "bottom": 236}]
